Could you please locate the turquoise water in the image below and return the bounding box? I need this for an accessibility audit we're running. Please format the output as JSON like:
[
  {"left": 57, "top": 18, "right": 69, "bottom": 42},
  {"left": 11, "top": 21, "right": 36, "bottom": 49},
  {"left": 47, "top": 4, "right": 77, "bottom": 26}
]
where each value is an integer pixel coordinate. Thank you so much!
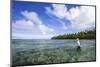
[{"left": 12, "top": 39, "right": 96, "bottom": 66}]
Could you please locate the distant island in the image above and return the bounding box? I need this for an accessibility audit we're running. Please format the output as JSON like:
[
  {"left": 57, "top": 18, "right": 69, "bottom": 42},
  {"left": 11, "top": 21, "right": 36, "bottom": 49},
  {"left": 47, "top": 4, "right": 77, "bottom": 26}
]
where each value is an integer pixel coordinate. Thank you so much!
[{"left": 52, "top": 29, "right": 96, "bottom": 39}]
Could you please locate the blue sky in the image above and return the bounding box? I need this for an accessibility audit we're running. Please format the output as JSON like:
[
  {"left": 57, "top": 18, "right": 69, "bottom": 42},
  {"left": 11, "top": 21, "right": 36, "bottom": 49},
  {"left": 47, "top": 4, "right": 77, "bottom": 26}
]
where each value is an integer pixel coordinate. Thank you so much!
[{"left": 12, "top": 1, "right": 95, "bottom": 39}]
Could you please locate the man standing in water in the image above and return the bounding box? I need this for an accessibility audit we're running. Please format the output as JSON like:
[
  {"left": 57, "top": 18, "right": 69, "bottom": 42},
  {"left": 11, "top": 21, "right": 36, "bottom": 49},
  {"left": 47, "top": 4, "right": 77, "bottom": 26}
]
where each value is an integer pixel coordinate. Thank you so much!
[{"left": 76, "top": 38, "right": 81, "bottom": 51}]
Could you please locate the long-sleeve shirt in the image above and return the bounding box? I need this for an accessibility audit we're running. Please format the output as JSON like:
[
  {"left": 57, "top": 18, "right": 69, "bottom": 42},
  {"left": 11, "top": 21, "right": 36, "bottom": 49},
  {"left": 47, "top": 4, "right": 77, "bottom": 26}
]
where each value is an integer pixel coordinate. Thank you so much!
[{"left": 77, "top": 39, "right": 80, "bottom": 46}]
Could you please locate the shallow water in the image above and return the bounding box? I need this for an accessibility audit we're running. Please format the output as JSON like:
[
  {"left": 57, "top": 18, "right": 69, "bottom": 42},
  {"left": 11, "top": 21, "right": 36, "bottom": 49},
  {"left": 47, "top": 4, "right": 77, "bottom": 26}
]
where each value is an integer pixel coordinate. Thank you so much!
[
  {"left": 11, "top": 39, "right": 96, "bottom": 66},
  {"left": 12, "top": 39, "right": 95, "bottom": 51}
]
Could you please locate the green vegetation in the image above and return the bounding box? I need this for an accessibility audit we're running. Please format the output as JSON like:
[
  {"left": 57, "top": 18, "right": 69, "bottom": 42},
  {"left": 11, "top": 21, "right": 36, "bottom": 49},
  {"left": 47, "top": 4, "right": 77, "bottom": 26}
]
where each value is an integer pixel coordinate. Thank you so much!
[{"left": 52, "top": 29, "right": 96, "bottom": 39}]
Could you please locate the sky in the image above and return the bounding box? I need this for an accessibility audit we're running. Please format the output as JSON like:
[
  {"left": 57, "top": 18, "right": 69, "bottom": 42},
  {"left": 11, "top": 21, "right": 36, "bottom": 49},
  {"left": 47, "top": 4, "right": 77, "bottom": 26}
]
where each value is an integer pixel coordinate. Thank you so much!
[{"left": 12, "top": 1, "right": 95, "bottom": 39}]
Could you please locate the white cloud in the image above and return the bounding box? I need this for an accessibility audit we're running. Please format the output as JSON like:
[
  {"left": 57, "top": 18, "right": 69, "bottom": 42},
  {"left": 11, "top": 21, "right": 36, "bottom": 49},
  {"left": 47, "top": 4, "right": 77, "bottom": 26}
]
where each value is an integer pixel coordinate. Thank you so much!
[
  {"left": 12, "top": 19, "right": 34, "bottom": 30},
  {"left": 45, "top": 4, "right": 69, "bottom": 30},
  {"left": 12, "top": 11, "right": 54, "bottom": 39},
  {"left": 12, "top": 19, "right": 41, "bottom": 35},
  {"left": 21, "top": 11, "right": 54, "bottom": 34},
  {"left": 67, "top": 7, "right": 80, "bottom": 20},
  {"left": 45, "top": 4, "right": 68, "bottom": 19},
  {"left": 69, "top": 6, "right": 95, "bottom": 30},
  {"left": 12, "top": 33, "right": 54, "bottom": 39},
  {"left": 45, "top": 4, "right": 95, "bottom": 30}
]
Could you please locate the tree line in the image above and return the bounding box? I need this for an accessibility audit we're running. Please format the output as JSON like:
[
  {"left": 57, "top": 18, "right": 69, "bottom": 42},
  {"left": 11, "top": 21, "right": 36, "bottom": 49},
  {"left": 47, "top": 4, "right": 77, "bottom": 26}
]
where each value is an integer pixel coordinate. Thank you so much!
[{"left": 52, "top": 29, "right": 96, "bottom": 39}]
